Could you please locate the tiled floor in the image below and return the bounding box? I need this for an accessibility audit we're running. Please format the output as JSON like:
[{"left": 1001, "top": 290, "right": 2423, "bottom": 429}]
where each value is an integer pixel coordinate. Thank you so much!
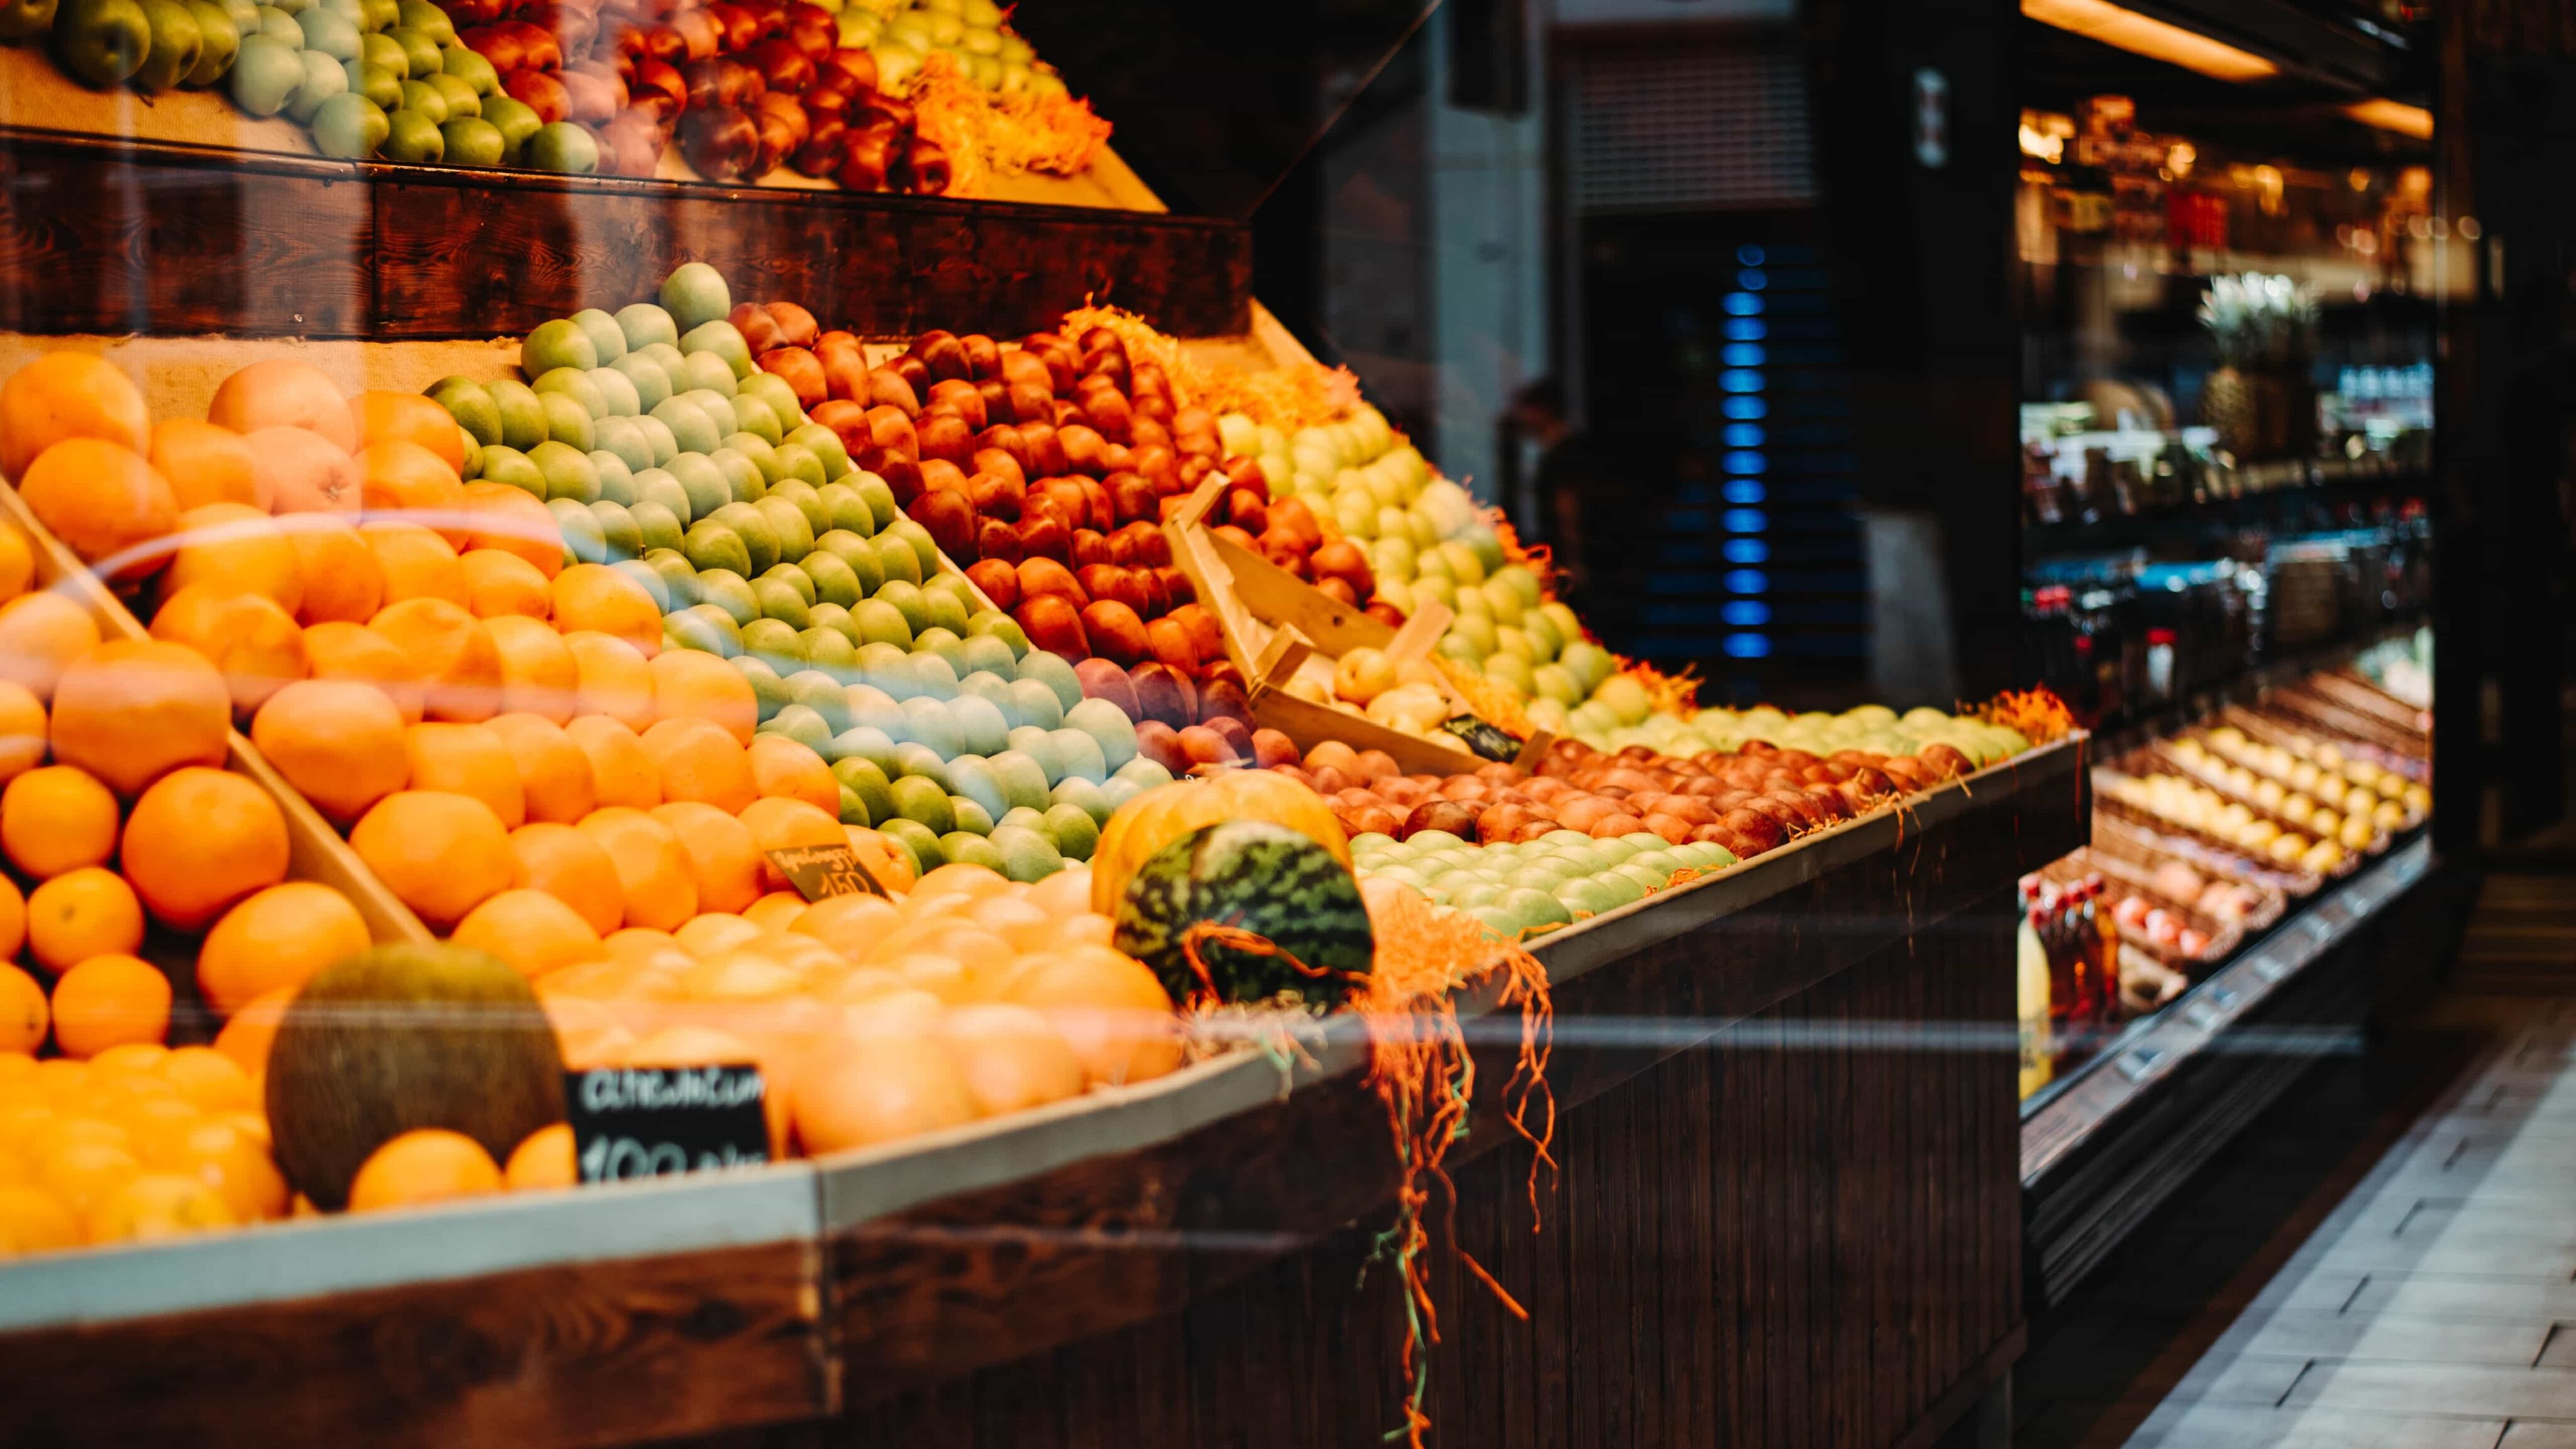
[{"left": 2032, "top": 872, "right": 2576, "bottom": 1448}]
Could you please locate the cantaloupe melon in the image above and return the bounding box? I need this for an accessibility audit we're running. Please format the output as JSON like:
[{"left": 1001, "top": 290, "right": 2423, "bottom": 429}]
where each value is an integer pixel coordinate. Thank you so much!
[{"left": 264, "top": 942, "right": 566, "bottom": 1210}]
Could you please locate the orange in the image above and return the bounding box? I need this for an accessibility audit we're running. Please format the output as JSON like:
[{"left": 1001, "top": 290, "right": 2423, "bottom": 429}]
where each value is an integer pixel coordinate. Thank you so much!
[
  {"left": 575, "top": 807, "right": 699, "bottom": 932},
  {"left": 0, "top": 962, "right": 45, "bottom": 1054},
  {"left": 246, "top": 426, "right": 359, "bottom": 515},
  {"left": 0, "top": 351, "right": 148, "bottom": 478},
  {"left": 358, "top": 441, "right": 470, "bottom": 547},
  {"left": 350, "top": 390, "right": 467, "bottom": 472},
  {"left": 845, "top": 827, "right": 917, "bottom": 894},
  {"left": 562, "top": 714, "right": 662, "bottom": 809},
  {"left": 149, "top": 1118, "right": 286, "bottom": 1222},
  {"left": 0, "top": 591, "right": 99, "bottom": 704},
  {"left": 349, "top": 791, "right": 514, "bottom": 929},
  {"left": 674, "top": 913, "right": 762, "bottom": 957},
  {"left": 648, "top": 801, "right": 763, "bottom": 916},
  {"left": 741, "top": 892, "right": 808, "bottom": 931},
  {"left": 944, "top": 1003, "right": 1085, "bottom": 1118},
  {"left": 158, "top": 1045, "right": 254, "bottom": 1111},
  {"left": 49, "top": 640, "right": 231, "bottom": 796},
  {"left": 507, "top": 822, "right": 625, "bottom": 936},
  {"left": 0, "top": 1182, "right": 81, "bottom": 1257},
  {"left": 208, "top": 358, "right": 356, "bottom": 451},
  {"left": 404, "top": 721, "right": 526, "bottom": 828},
  {"left": 740, "top": 797, "right": 846, "bottom": 892},
  {"left": 346, "top": 1128, "right": 502, "bottom": 1212},
  {"left": 0, "top": 680, "right": 45, "bottom": 784},
  {"left": 483, "top": 713, "right": 594, "bottom": 824},
  {"left": 789, "top": 892, "right": 899, "bottom": 963},
  {"left": 453, "top": 889, "right": 605, "bottom": 979},
  {"left": 460, "top": 481, "right": 564, "bottom": 578},
  {"left": 791, "top": 1032, "right": 974, "bottom": 1155},
  {"left": 197, "top": 882, "right": 369, "bottom": 1014},
  {"left": 0, "top": 526, "right": 31, "bottom": 604},
  {"left": 211, "top": 987, "right": 292, "bottom": 1076},
  {"left": 648, "top": 648, "right": 757, "bottom": 745},
  {"left": 484, "top": 614, "right": 579, "bottom": 721},
  {"left": 84, "top": 1172, "right": 238, "bottom": 1243},
  {"left": 17, "top": 438, "right": 178, "bottom": 575},
  {"left": 0, "top": 764, "right": 119, "bottom": 879},
  {"left": 34, "top": 1137, "right": 143, "bottom": 1220},
  {"left": 50, "top": 953, "right": 172, "bottom": 1059},
  {"left": 369, "top": 597, "right": 502, "bottom": 723},
  {"left": 249, "top": 677, "right": 408, "bottom": 824},
  {"left": 549, "top": 564, "right": 661, "bottom": 659},
  {"left": 362, "top": 520, "right": 471, "bottom": 609},
  {"left": 162, "top": 502, "right": 303, "bottom": 614},
  {"left": 564, "top": 631, "right": 655, "bottom": 731},
  {"left": 503, "top": 1121, "right": 577, "bottom": 1191},
  {"left": 147, "top": 582, "right": 308, "bottom": 715},
  {"left": 641, "top": 716, "right": 757, "bottom": 813},
  {"left": 1001, "top": 947, "right": 1180, "bottom": 1087},
  {"left": 148, "top": 418, "right": 263, "bottom": 511},
  {"left": 459, "top": 549, "right": 552, "bottom": 620},
  {"left": 26, "top": 867, "right": 144, "bottom": 972},
  {"left": 0, "top": 875, "right": 21, "bottom": 965},
  {"left": 121, "top": 767, "right": 291, "bottom": 930},
  {"left": 301, "top": 619, "right": 423, "bottom": 724},
  {"left": 748, "top": 735, "right": 839, "bottom": 813},
  {"left": 278, "top": 514, "right": 384, "bottom": 624}
]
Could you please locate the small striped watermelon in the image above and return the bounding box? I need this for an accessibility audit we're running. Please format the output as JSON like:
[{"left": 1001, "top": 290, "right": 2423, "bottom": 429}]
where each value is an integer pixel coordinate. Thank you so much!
[{"left": 1113, "top": 821, "right": 1374, "bottom": 1008}]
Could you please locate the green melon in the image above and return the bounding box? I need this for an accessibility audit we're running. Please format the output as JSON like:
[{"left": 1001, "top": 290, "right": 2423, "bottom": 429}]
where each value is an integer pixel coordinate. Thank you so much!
[
  {"left": 264, "top": 942, "right": 567, "bottom": 1210},
  {"left": 1113, "top": 821, "right": 1374, "bottom": 1008}
]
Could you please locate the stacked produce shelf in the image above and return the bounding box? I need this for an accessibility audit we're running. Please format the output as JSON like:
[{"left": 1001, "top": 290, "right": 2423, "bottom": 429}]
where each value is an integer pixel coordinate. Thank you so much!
[{"left": 2017, "top": 636, "right": 2443, "bottom": 1307}]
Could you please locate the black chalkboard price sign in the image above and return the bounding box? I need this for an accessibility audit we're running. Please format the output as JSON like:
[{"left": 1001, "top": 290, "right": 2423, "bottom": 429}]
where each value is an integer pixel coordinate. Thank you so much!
[
  {"left": 766, "top": 843, "right": 889, "bottom": 902},
  {"left": 562, "top": 1064, "right": 772, "bottom": 1184}
]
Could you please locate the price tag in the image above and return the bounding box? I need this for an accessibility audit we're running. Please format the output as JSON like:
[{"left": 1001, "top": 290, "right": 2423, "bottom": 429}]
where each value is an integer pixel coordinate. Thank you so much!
[
  {"left": 766, "top": 843, "right": 888, "bottom": 902},
  {"left": 563, "top": 1065, "right": 771, "bottom": 1184}
]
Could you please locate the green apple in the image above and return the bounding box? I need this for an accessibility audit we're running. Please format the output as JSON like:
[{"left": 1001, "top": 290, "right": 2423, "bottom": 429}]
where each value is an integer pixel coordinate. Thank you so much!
[
  {"left": 480, "top": 91, "right": 538, "bottom": 158},
  {"left": 660, "top": 262, "right": 730, "bottom": 333},
  {"left": 0, "top": 0, "right": 60, "bottom": 43},
  {"left": 381, "top": 104, "right": 440, "bottom": 161},
  {"left": 391, "top": 0, "right": 445, "bottom": 39},
  {"left": 679, "top": 319, "right": 752, "bottom": 380},
  {"left": 283, "top": 43, "right": 343, "bottom": 118},
  {"left": 226, "top": 31, "right": 300, "bottom": 111},
  {"left": 53, "top": 0, "right": 152, "bottom": 86},
  {"left": 308, "top": 89, "right": 385, "bottom": 157},
  {"left": 216, "top": 0, "right": 252, "bottom": 28},
  {"left": 436, "top": 114, "right": 502, "bottom": 166},
  {"left": 569, "top": 308, "right": 626, "bottom": 364},
  {"left": 353, "top": 23, "right": 399, "bottom": 72},
  {"left": 425, "top": 68, "right": 474, "bottom": 114},
  {"left": 615, "top": 302, "right": 680, "bottom": 353},
  {"left": 394, "top": 74, "right": 442, "bottom": 119},
  {"left": 440, "top": 39, "right": 492, "bottom": 92},
  {"left": 292, "top": 4, "right": 352, "bottom": 57},
  {"left": 128, "top": 0, "right": 201, "bottom": 92},
  {"left": 525, "top": 119, "right": 597, "bottom": 174},
  {"left": 250, "top": 4, "right": 294, "bottom": 42},
  {"left": 180, "top": 0, "right": 234, "bottom": 81},
  {"left": 341, "top": 55, "right": 397, "bottom": 108},
  {"left": 522, "top": 318, "right": 596, "bottom": 375}
]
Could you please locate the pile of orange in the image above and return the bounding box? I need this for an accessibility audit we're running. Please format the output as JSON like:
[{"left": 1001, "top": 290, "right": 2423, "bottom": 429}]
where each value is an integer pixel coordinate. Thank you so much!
[{"left": 0, "top": 1042, "right": 284, "bottom": 1253}]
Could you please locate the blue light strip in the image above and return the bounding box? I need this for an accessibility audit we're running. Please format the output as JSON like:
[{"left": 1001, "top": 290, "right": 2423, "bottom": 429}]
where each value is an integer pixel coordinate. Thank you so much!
[{"left": 1722, "top": 263, "right": 1770, "bottom": 660}]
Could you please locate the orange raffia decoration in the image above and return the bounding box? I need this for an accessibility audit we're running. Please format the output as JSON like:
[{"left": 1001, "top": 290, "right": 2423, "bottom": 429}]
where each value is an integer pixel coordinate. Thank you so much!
[
  {"left": 1972, "top": 686, "right": 2077, "bottom": 745},
  {"left": 902, "top": 54, "right": 1113, "bottom": 198},
  {"left": 1177, "top": 882, "right": 1555, "bottom": 1448},
  {"left": 1058, "top": 306, "right": 1364, "bottom": 431}
]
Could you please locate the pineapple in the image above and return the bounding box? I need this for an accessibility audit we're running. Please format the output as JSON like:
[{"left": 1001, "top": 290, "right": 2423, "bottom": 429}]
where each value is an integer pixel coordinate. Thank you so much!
[
  {"left": 2197, "top": 272, "right": 2319, "bottom": 460},
  {"left": 2197, "top": 274, "right": 2260, "bottom": 457}
]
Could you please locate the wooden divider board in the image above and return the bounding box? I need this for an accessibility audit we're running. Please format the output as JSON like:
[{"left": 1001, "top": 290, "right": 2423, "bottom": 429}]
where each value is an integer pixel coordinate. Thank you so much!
[{"left": 0, "top": 482, "right": 430, "bottom": 944}]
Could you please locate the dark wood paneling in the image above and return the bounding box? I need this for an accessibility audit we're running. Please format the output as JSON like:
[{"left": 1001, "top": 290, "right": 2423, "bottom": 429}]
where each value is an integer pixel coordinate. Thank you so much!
[
  {"left": 0, "top": 130, "right": 1250, "bottom": 341},
  {"left": 792, "top": 770, "right": 2077, "bottom": 1448},
  {"left": 0, "top": 1240, "right": 829, "bottom": 1449}
]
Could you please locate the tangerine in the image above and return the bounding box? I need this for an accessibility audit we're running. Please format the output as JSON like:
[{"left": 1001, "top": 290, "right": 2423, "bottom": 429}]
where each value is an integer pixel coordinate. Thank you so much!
[
  {"left": 0, "top": 763, "right": 119, "bottom": 879},
  {"left": 0, "top": 1182, "right": 80, "bottom": 1257},
  {"left": 0, "top": 526, "right": 31, "bottom": 604},
  {"left": 301, "top": 619, "right": 424, "bottom": 724},
  {"left": 453, "top": 889, "right": 605, "bottom": 979},
  {"left": 349, "top": 790, "right": 515, "bottom": 928},
  {"left": 549, "top": 564, "right": 660, "bottom": 658},
  {"left": 147, "top": 582, "right": 309, "bottom": 715},
  {"left": 460, "top": 480, "right": 564, "bottom": 578},
  {"left": 25, "top": 867, "right": 144, "bottom": 975},
  {"left": 459, "top": 548, "right": 552, "bottom": 620},
  {"left": 507, "top": 821, "right": 626, "bottom": 936},
  {"left": 18, "top": 438, "right": 177, "bottom": 575},
  {"left": 50, "top": 953, "right": 172, "bottom": 1059},
  {"left": 357, "top": 440, "right": 469, "bottom": 546},
  {"left": 575, "top": 807, "right": 699, "bottom": 932},
  {"left": 562, "top": 714, "right": 662, "bottom": 809},
  {"left": 48, "top": 640, "right": 231, "bottom": 796},
  {"left": 348, "top": 390, "right": 465, "bottom": 472},
  {"left": 162, "top": 502, "right": 302, "bottom": 614},
  {"left": 85, "top": 1172, "right": 238, "bottom": 1243},
  {"left": 484, "top": 711, "right": 595, "bottom": 824},
  {"left": 740, "top": 797, "right": 848, "bottom": 892},
  {"left": 362, "top": 520, "right": 471, "bottom": 609},
  {"left": 0, "top": 591, "right": 99, "bottom": 702},
  {"left": 121, "top": 767, "right": 291, "bottom": 930},
  {"left": 0, "top": 351, "right": 148, "bottom": 478},
  {"left": 502, "top": 1121, "right": 577, "bottom": 1191},
  {"left": 563, "top": 630, "right": 655, "bottom": 730},
  {"left": 246, "top": 426, "right": 359, "bottom": 515},
  {"left": 404, "top": 721, "right": 527, "bottom": 828},
  {"left": 148, "top": 418, "right": 263, "bottom": 511},
  {"left": 250, "top": 677, "right": 408, "bottom": 824},
  {"left": 211, "top": 987, "right": 292, "bottom": 1076},
  {"left": 346, "top": 1128, "right": 503, "bottom": 1212},
  {"left": 279, "top": 513, "right": 384, "bottom": 624},
  {"left": 196, "top": 881, "right": 369, "bottom": 1014},
  {"left": 369, "top": 597, "right": 502, "bottom": 723},
  {"left": 647, "top": 648, "right": 757, "bottom": 745},
  {"left": 748, "top": 734, "right": 839, "bottom": 814},
  {"left": 483, "top": 615, "right": 579, "bottom": 723},
  {"left": 641, "top": 716, "right": 757, "bottom": 814},
  {"left": 0, "top": 961, "right": 46, "bottom": 1054},
  {"left": 648, "top": 801, "right": 763, "bottom": 915}
]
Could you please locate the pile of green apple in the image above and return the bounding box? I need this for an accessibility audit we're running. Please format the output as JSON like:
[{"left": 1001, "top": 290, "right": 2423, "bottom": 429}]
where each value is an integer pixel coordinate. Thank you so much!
[
  {"left": 830, "top": 0, "right": 1065, "bottom": 96},
  {"left": 20, "top": 0, "right": 596, "bottom": 170},
  {"left": 1555, "top": 700, "right": 2034, "bottom": 768},
  {"left": 425, "top": 262, "right": 1169, "bottom": 883},
  {"left": 1350, "top": 827, "right": 1740, "bottom": 938}
]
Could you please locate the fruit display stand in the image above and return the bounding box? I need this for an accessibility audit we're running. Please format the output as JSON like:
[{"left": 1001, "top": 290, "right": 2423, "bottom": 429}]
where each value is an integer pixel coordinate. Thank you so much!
[{"left": 0, "top": 727, "right": 2087, "bottom": 1448}]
